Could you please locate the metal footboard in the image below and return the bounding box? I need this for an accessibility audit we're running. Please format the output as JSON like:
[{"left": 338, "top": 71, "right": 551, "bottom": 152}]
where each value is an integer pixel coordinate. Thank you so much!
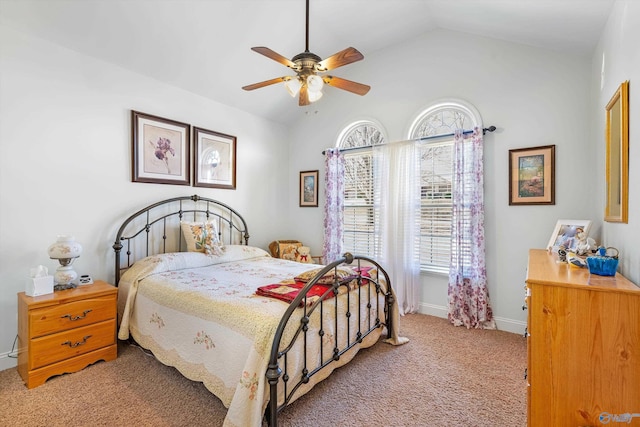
[{"left": 265, "top": 253, "right": 394, "bottom": 427}]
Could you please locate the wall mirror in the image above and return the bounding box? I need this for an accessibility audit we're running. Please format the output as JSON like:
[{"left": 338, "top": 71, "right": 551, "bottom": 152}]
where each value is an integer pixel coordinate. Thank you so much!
[{"left": 604, "top": 80, "right": 629, "bottom": 223}]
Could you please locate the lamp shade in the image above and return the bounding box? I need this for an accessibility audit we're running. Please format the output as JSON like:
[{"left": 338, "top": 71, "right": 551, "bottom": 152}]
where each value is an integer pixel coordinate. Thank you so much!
[
  {"left": 48, "top": 235, "right": 82, "bottom": 259},
  {"left": 308, "top": 89, "right": 323, "bottom": 103},
  {"left": 48, "top": 235, "right": 82, "bottom": 287},
  {"left": 284, "top": 78, "right": 302, "bottom": 97},
  {"left": 307, "top": 74, "right": 324, "bottom": 93}
]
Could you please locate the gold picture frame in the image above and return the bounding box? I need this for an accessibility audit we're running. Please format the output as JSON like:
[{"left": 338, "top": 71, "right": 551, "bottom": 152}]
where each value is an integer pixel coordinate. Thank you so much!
[{"left": 605, "top": 80, "right": 629, "bottom": 223}]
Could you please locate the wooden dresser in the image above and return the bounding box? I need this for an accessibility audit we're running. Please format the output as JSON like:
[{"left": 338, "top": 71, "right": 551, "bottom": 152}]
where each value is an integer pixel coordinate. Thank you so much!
[
  {"left": 525, "top": 249, "right": 640, "bottom": 426},
  {"left": 17, "top": 280, "right": 118, "bottom": 388}
]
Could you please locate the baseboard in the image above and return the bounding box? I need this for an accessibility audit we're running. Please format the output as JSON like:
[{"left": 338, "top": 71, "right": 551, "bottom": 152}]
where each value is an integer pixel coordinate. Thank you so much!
[
  {"left": 0, "top": 351, "right": 17, "bottom": 372},
  {"left": 417, "top": 303, "right": 526, "bottom": 335},
  {"left": 493, "top": 316, "right": 527, "bottom": 335},
  {"left": 418, "top": 302, "right": 448, "bottom": 318}
]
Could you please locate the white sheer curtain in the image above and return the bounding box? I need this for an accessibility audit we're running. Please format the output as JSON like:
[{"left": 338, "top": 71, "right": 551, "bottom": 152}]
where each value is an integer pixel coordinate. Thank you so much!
[
  {"left": 322, "top": 148, "right": 344, "bottom": 264},
  {"left": 374, "top": 141, "right": 421, "bottom": 315},
  {"left": 447, "top": 128, "right": 496, "bottom": 329}
]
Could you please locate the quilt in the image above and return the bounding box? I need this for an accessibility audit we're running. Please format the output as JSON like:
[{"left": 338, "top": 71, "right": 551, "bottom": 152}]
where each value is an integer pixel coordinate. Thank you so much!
[{"left": 117, "top": 245, "right": 405, "bottom": 427}]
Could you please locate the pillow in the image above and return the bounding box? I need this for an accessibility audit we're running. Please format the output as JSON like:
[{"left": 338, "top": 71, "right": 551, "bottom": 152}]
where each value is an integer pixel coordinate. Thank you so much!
[
  {"left": 180, "top": 220, "right": 224, "bottom": 256},
  {"left": 294, "top": 267, "right": 356, "bottom": 285}
]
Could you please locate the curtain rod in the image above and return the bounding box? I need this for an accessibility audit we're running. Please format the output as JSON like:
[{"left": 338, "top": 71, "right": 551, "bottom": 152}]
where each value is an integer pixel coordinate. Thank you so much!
[{"left": 321, "top": 126, "right": 497, "bottom": 155}]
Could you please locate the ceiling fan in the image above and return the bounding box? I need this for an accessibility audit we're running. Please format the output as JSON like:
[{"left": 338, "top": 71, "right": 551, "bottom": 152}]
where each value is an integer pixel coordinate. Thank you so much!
[{"left": 242, "top": 0, "right": 370, "bottom": 106}]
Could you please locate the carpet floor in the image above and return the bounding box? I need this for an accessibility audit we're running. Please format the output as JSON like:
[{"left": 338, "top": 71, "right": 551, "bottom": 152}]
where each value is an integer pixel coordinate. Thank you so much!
[{"left": 0, "top": 313, "right": 527, "bottom": 426}]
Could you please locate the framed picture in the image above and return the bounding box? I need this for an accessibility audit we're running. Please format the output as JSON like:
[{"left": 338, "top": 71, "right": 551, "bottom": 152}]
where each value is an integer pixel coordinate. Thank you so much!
[
  {"left": 132, "top": 110, "right": 190, "bottom": 185},
  {"left": 546, "top": 219, "right": 592, "bottom": 252},
  {"left": 299, "top": 170, "right": 319, "bottom": 207},
  {"left": 509, "top": 145, "right": 555, "bottom": 205},
  {"left": 193, "top": 127, "right": 237, "bottom": 189}
]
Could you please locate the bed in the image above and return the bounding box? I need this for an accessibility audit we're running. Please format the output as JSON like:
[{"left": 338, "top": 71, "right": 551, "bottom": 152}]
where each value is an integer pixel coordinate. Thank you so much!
[{"left": 113, "top": 195, "right": 406, "bottom": 427}]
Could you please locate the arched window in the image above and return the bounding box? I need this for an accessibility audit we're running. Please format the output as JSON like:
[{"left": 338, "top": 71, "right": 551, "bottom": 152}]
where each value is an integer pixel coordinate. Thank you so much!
[
  {"left": 337, "top": 121, "right": 385, "bottom": 256},
  {"left": 409, "top": 100, "right": 482, "bottom": 273},
  {"left": 334, "top": 102, "right": 482, "bottom": 274}
]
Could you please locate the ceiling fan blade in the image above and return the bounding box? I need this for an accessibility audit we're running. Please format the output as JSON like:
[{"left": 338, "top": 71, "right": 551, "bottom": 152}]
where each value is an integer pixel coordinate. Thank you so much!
[
  {"left": 316, "top": 47, "right": 364, "bottom": 71},
  {"left": 242, "top": 77, "right": 287, "bottom": 91},
  {"left": 299, "top": 85, "right": 310, "bottom": 106},
  {"left": 251, "top": 47, "right": 296, "bottom": 68},
  {"left": 322, "top": 76, "right": 370, "bottom": 96}
]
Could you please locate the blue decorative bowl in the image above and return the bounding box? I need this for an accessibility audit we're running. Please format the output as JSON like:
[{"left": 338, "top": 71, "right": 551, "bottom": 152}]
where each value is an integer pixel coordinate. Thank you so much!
[{"left": 586, "top": 256, "right": 619, "bottom": 276}]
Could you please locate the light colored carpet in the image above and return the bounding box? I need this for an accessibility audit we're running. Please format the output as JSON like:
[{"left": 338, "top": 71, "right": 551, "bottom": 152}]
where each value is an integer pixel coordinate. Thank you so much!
[{"left": 0, "top": 314, "right": 526, "bottom": 426}]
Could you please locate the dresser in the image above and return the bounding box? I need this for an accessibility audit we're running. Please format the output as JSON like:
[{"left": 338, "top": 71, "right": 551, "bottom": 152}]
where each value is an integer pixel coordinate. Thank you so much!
[
  {"left": 525, "top": 249, "right": 640, "bottom": 426},
  {"left": 17, "top": 280, "right": 118, "bottom": 388}
]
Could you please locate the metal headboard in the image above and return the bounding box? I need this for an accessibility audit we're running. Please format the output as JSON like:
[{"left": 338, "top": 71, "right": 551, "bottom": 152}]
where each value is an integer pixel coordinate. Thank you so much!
[{"left": 112, "top": 195, "right": 250, "bottom": 285}]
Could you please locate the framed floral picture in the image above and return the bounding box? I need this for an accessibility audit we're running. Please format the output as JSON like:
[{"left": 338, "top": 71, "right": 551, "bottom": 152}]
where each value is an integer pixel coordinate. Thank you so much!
[
  {"left": 299, "top": 170, "right": 319, "bottom": 207},
  {"left": 509, "top": 145, "right": 555, "bottom": 205},
  {"left": 193, "top": 127, "right": 237, "bottom": 189},
  {"left": 131, "top": 110, "right": 190, "bottom": 185}
]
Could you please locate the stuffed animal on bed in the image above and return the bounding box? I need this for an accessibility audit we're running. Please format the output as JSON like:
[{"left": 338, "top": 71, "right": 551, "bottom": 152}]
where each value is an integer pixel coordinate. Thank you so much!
[{"left": 295, "top": 246, "right": 313, "bottom": 263}]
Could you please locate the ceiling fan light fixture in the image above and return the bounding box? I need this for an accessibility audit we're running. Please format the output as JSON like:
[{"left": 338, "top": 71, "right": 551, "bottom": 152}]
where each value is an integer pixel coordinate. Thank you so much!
[
  {"left": 307, "top": 74, "right": 324, "bottom": 93},
  {"left": 284, "top": 77, "right": 301, "bottom": 97},
  {"left": 308, "top": 88, "right": 323, "bottom": 103}
]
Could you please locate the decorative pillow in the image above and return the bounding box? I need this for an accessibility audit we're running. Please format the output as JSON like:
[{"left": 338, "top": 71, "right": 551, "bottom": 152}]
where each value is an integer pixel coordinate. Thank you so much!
[
  {"left": 180, "top": 220, "right": 224, "bottom": 256},
  {"left": 294, "top": 267, "right": 356, "bottom": 285}
]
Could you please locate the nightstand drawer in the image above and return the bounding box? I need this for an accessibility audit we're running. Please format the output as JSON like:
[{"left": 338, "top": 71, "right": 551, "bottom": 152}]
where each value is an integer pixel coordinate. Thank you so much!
[
  {"left": 30, "top": 319, "right": 116, "bottom": 369},
  {"left": 29, "top": 295, "right": 116, "bottom": 338}
]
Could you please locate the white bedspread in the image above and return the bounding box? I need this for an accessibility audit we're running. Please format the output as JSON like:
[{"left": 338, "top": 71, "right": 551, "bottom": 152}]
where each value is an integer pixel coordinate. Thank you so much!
[{"left": 117, "top": 245, "right": 406, "bottom": 427}]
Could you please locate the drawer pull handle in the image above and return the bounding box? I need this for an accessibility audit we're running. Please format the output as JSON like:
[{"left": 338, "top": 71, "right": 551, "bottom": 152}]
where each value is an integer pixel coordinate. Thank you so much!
[
  {"left": 61, "top": 335, "right": 92, "bottom": 348},
  {"left": 61, "top": 309, "right": 92, "bottom": 321}
]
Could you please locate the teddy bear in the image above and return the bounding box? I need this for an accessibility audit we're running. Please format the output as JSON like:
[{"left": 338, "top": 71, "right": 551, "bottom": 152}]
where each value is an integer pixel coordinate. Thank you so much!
[{"left": 295, "top": 246, "right": 313, "bottom": 263}]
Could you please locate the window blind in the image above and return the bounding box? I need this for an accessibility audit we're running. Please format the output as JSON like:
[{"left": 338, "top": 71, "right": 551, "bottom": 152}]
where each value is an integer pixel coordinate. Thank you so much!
[
  {"left": 419, "top": 141, "right": 453, "bottom": 273},
  {"left": 343, "top": 153, "right": 376, "bottom": 256}
]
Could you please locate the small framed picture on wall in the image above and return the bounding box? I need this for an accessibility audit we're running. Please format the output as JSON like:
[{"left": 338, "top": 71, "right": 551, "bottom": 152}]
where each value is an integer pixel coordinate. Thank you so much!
[{"left": 299, "top": 170, "right": 319, "bottom": 207}]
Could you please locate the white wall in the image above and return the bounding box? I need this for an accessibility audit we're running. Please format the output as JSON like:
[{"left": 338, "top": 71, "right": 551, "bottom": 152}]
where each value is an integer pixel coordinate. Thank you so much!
[
  {"left": 286, "top": 28, "right": 599, "bottom": 333},
  {"left": 592, "top": 0, "right": 640, "bottom": 284},
  {"left": 0, "top": 25, "right": 290, "bottom": 370}
]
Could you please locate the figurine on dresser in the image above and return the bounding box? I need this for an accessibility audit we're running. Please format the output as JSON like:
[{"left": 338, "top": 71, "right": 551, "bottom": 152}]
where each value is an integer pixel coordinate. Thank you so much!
[{"left": 574, "top": 227, "right": 596, "bottom": 256}]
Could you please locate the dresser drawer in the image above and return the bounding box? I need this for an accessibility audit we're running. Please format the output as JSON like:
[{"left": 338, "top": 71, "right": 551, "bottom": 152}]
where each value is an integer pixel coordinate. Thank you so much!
[
  {"left": 29, "top": 295, "right": 116, "bottom": 338},
  {"left": 30, "top": 319, "right": 116, "bottom": 369}
]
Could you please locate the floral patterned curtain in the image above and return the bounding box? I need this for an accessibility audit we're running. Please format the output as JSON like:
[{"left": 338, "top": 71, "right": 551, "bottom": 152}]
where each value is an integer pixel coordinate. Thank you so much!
[
  {"left": 322, "top": 148, "right": 345, "bottom": 263},
  {"left": 447, "top": 128, "right": 496, "bottom": 329}
]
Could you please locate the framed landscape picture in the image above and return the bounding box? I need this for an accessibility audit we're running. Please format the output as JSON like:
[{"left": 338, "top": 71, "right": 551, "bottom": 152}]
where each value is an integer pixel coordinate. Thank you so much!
[
  {"left": 299, "top": 170, "right": 319, "bottom": 207},
  {"left": 131, "top": 110, "right": 190, "bottom": 185},
  {"left": 193, "top": 127, "right": 237, "bottom": 189},
  {"left": 509, "top": 145, "right": 555, "bottom": 205}
]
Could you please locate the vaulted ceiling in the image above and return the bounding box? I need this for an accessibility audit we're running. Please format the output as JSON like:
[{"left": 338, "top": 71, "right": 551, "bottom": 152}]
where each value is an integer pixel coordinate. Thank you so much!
[{"left": 0, "top": 0, "right": 615, "bottom": 124}]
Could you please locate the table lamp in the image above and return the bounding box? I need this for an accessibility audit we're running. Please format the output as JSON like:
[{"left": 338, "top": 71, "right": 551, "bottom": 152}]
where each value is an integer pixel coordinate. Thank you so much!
[{"left": 48, "top": 235, "right": 82, "bottom": 291}]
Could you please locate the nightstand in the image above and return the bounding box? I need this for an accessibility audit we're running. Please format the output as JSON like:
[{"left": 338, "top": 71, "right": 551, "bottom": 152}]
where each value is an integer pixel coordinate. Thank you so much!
[{"left": 17, "top": 280, "right": 118, "bottom": 388}]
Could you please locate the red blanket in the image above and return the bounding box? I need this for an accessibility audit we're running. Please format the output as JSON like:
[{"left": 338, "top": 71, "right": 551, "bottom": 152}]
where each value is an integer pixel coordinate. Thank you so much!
[
  {"left": 255, "top": 267, "right": 373, "bottom": 306},
  {"left": 255, "top": 281, "right": 334, "bottom": 306}
]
